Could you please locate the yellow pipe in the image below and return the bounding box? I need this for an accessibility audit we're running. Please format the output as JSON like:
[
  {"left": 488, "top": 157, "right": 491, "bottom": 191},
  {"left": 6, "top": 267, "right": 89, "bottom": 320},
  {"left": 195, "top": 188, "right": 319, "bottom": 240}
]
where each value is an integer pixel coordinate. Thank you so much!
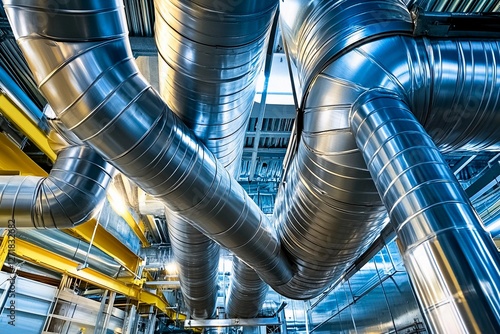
[
  {"left": 13, "top": 238, "right": 184, "bottom": 319},
  {"left": 0, "top": 94, "right": 56, "bottom": 161}
]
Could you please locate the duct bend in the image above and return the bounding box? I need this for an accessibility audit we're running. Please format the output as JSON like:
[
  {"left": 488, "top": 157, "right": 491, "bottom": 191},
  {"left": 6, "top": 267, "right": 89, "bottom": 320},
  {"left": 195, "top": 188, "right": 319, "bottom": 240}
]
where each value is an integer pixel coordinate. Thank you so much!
[
  {"left": 3, "top": 0, "right": 293, "bottom": 290},
  {"left": 351, "top": 90, "right": 500, "bottom": 332},
  {"left": 0, "top": 133, "right": 114, "bottom": 228},
  {"left": 154, "top": 0, "right": 276, "bottom": 318}
]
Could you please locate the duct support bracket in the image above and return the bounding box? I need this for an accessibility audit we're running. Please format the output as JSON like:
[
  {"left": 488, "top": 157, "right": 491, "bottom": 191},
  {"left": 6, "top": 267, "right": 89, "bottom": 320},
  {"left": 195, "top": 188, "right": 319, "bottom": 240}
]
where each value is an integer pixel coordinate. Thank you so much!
[
  {"left": 69, "top": 219, "right": 144, "bottom": 275},
  {"left": 413, "top": 10, "right": 500, "bottom": 38},
  {"left": 0, "top": 132, "right": 48, "bottom": 176},
  {"left": 0, "top": 93, "right": 56, "bottom": 162},
  {"left": 11, "top": 237, "right": 184, "bottom": 320}
]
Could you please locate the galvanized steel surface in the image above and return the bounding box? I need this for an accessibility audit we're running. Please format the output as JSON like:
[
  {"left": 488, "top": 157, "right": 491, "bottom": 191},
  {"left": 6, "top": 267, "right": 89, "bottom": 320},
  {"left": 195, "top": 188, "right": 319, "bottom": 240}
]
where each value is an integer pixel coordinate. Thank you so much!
[
  {"left": 3, "top": 0, "right": 293, "bottom": 291},
  {"left": 154, "top": 0, "right": 277, "bottom": 318},
  {"left": 14, "top": 229, "right": 121, "bottom": 277},
  {"left": 351, "top": 91, "right": 500, "bottom": 332},
  {"left": 0, "top": 144, "right": 114, "bottom": 228}
]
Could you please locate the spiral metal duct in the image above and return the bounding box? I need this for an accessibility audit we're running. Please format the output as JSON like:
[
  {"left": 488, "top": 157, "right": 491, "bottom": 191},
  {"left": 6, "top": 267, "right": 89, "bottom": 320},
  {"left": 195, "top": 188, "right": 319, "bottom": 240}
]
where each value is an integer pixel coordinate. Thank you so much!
[
  {"left": 351, "top": 91, "right": 500, "bottom": 332},
  {"left": 5, "top": 5, "right": 500, "bottom": 329},
  {"left": 278, "top": 0, "right": 500, "bottom": 328},
  {"left": 166, "top": 212, "right": 220, "bottom": 319},
  {"left": 270, "top": 0, "right": 413, "bottom": 299},
  {"left": 0, "top": 143, "right": 114, "bottom": 228},
  {"left": 14, "top": 229, "right": 122, "bottom": 277},
  {"left": 154, "top": 0, "right": 276, "bottom": 318},
  {"left": 226, "top": 257, "right": 269, "bottom": 318},
  {"left": 3, "top": 0, "right": 293, "bottom": 294}
]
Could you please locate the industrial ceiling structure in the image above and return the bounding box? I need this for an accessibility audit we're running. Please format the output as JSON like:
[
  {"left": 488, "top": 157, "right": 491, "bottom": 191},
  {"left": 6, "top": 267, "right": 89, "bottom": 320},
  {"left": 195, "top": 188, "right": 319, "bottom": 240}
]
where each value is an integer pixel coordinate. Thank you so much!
[{"left": 0, "top": 0, "right": 499, "bottom": 333}]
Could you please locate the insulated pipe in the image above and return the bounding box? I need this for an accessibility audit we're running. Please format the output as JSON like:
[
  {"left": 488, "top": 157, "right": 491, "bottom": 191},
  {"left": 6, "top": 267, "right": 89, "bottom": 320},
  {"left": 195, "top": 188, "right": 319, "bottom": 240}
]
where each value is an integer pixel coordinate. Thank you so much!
[
  {"left": 350, "top": 91, "right": 500, "bottom": 333},
  {"left": 3, "top": 0, "right": 293, "bottom": 290},
  {"left": 0, "top": 143, "right": 114, "bottom": 228},
  {"left": 153, "top": 0, "right": 276, "bottom": 318}
]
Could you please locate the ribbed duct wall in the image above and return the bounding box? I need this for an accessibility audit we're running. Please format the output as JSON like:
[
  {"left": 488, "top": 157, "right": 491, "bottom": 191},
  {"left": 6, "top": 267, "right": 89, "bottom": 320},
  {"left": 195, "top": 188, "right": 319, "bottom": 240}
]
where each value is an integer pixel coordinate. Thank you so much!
[
  {"left": 153, "top": 0, "right": 276, "bottom": 318},
  {"left": 226, "top": 257, "right": 269, "bottom": 318},
  {"left": 3, "top": 0, "right": 293, "bottom": 296},
  {"left": 272, "top": 0, "right": 414, "bottom": 299},
  {"left": 5, "top": 5, "right": 500, "bottom": 331},
  {"left": 0, "top": 143, "right": 114, "bottom": 228},
  {"left": 165, "top": 211, "right": 220, "bottom": 319},
  {"left": 351, "top": 91, "right": 500, "bottom": 332}
]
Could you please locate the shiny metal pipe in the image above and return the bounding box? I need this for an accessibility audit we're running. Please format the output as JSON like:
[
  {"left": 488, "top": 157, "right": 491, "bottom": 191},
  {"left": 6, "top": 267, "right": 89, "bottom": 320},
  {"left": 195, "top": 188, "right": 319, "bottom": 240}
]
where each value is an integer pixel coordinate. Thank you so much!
[
  {"left": 272, "top": 0, "right": 413, "bottom": 299},
  {"left": 350, "top": 90, "right": 500, "bottom": 333},
  {"left": 165, "top": 211, "right": 219, "bottom": 319},
  {"left": 226, "top": 257, "right": 269, "bottom": 319},
  {"left": 0, "top": 144, "right": 114, "bottom": 228},
  {"left": 0, "top": 65, "right": 48, "bottom": 133},
  {"left": 4, "top": 0, "right": 292, "bottom": 290},
  {"left": 15, "top": 229, "right": 121, "bottom": 277},
  {"left": 154, "top": 0, "right": 276, "bottom": 318}
]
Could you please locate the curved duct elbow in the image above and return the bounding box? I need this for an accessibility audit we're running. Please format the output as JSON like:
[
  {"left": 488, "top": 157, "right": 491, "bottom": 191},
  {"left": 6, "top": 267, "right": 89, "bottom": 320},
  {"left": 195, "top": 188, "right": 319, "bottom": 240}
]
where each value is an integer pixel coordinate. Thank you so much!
[
  {"left": 0, "top": 144, "right": 114, "bottom": 228},
  {"left": 4, "top": 0, "right": 293, "bottom": 291},
  {"left": 274, "top": 0, "right": 500, "bottom": 299},
  {"left": 154, "top": 0, "right": 277, "bottom": 318}
]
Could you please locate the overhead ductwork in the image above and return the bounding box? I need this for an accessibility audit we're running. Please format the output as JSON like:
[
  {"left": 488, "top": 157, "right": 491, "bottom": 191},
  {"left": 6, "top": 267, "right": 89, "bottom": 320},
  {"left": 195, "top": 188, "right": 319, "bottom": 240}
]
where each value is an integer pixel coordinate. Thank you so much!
[
  {"left": 277, "top": 0, "right": 500, "bottom": 329},
  {"left": 3, "top": 0, "right": 293, "bottom": 296},
  {"left": 0, "top": 133, "right": 114, "bottom": 228},
  {"left": 351, "top": 90, "right": 500, "bottom": 332},
  {"left": 4, "top": 1, "right": 500, "bottom": 331},
  {"left": 153, "top": 0, "right": 276, "bottom": 318}
]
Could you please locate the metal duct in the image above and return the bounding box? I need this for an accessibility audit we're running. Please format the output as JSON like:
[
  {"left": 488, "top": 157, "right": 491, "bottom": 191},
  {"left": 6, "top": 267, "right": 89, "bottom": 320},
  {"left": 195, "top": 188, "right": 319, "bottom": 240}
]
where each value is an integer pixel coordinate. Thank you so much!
[
  {"left": 14, "top": 229, "right": 122, "bottom": 277},
  {"left": 0, "top": 142, "right": 114, "bottom": 228},
  {"left": 166, "top": 211, "right": 220, "bottom": 319},
  {"left": 226, "top": 257, "right": 269, "bottom": 319},
  {"left": 154, "top": 0, "right": 276, "bottom": 318},
  {"left": 3, "top": 0, "right": 293, "bottom": 293},
  {"left": 271, "top": 0, "right": 413, "bottom": 299},
  {"left": 351, "top": 90, "right": 500, "bottom": 332}
]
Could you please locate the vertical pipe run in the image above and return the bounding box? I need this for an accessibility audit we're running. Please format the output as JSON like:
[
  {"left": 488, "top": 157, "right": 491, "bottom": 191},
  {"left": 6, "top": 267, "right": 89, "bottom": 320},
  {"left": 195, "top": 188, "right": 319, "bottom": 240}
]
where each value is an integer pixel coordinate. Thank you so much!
[{"left": 350, "top": 90, "right": 500, "bottom": 333}]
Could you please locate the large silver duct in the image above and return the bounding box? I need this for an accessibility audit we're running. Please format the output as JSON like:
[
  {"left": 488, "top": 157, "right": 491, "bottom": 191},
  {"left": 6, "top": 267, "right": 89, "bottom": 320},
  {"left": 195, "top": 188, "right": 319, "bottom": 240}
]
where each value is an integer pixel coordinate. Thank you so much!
[
  {"left": 153, "top": 0, "right": 276, "bottom": 318},
  {"left": 278, "top": 0, "right": 500, "bottom": 329},
  {"left": 272, "top": 0, "right": 413, "bottom": 299},
  {"left": 3, "top": 0, "right": 293, "bottom": 294},
  {"left": 0, "top": 142, "right": 114, "bottom": 228},
  {"left": 6, "top": 4, "right": 500, "bottom": 330},
  {"left": 14, "top": 229, "right": 122, "bottom": 277},
  {"left": 351, "top": 90, "right": 500, "bottom": 332}
]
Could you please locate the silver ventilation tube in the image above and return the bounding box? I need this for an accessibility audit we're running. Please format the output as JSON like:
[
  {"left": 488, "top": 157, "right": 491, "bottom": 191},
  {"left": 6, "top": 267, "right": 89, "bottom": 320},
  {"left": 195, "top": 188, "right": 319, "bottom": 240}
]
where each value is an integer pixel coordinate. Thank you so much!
[
  {"left": 154, "top": 0, "right": 276, "bottom": 318},
  {"left": 350, "top": 90, "right": 500, "bottom": 332},
  {"left": 3, "top": 0, "right": 293, "bottom": 294},
  {"left": 6, "top": 5, "right": 500, "bottom": 329},
  {"left": 0, "top": 139, "right": 114, "bottom": 228},
  {"left": 272, "top": 0, "right": 414, "bottom": 299},
  {"left": 165, "top": 212, "right": 220, "bottom": 319},
  {"left": 226, "top": 257, "right": 269, "bottom": 318},
  {"left": 278, "top": 0, "right": 500, "bottom": 329}
]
